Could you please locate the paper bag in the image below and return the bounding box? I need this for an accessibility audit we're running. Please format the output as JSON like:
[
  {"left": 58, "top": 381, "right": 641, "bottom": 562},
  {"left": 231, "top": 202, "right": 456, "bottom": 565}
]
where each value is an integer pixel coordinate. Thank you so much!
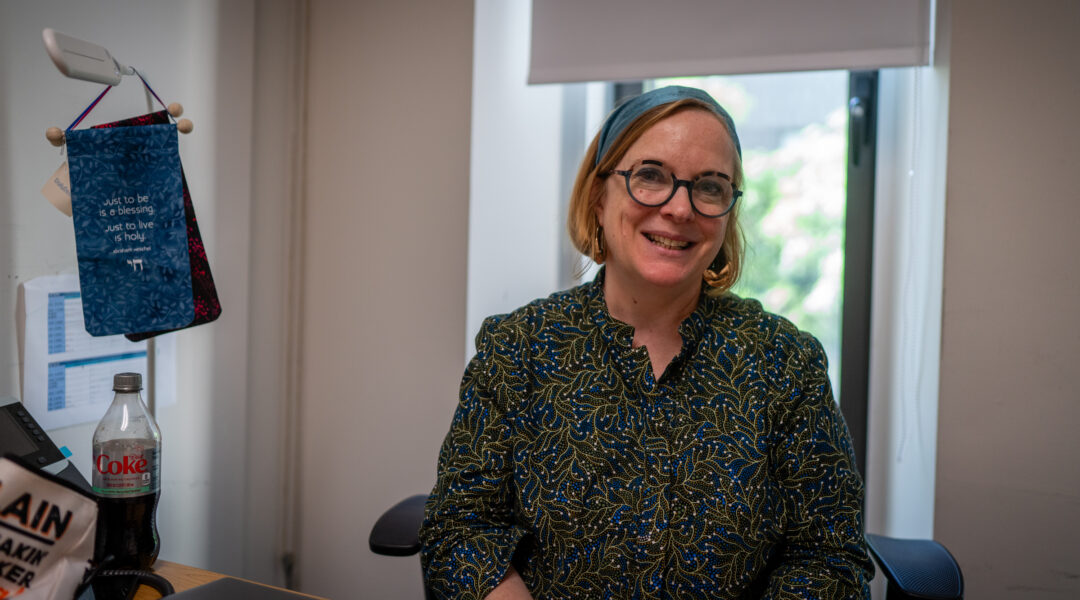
[{"left": 0, "top": 455, "right": 96, "bottom": 599}]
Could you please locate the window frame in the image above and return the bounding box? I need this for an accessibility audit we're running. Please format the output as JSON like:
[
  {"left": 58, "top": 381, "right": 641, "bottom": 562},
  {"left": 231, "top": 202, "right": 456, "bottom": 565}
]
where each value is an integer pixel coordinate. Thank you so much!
[{"left": 582, "top": 73, "right": 880, "bottom": 473}]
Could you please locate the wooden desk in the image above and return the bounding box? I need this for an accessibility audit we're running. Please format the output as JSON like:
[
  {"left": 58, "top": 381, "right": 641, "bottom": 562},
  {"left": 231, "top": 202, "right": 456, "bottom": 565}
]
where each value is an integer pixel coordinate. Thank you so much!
[{"left": 133, "top": 560, "right": 327, "bottom": 599}]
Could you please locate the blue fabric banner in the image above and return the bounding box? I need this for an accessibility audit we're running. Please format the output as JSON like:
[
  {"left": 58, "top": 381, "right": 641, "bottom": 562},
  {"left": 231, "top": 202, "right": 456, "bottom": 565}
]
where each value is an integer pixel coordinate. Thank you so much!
[{"left": 66, "top": 123, "right": 193, "bottom": 336}]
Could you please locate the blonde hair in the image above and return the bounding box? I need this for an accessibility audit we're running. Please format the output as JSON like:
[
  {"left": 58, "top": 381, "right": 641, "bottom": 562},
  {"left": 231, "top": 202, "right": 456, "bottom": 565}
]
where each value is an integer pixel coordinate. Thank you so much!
[{"left": 567, "top": 100, "right": 744, "bottom": 295}]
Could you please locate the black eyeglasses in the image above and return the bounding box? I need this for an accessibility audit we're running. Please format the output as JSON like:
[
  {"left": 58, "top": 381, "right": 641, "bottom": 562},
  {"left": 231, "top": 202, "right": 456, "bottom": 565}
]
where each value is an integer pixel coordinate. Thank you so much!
[{"left": 609, "top": 162, "right": 742, "bottom": 218}]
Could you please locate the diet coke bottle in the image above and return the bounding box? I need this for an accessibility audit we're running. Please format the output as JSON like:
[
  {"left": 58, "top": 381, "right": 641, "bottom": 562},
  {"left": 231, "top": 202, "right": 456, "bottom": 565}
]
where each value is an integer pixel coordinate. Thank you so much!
[{"left": 92, "top": 372, "right": 161, "bottom": 569}]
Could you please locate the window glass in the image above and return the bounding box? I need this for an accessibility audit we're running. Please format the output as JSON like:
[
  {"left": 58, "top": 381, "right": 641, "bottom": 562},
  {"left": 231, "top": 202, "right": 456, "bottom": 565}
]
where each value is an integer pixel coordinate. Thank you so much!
[{"left": 648, "top": 73, "right": 849, "bottom": 397}]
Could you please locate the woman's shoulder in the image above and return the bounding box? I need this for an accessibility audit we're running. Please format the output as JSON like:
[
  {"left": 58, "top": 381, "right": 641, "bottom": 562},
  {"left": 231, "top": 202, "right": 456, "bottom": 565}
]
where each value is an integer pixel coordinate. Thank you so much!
[
  {"left": 478, "top": 281, "right": 595, "bottom": 336},
  {"left": 714, "top": 294, "right": 825, "bottom": 360},
  {"left": 469, "top": 283, "right": 596, "bottom": 380}
]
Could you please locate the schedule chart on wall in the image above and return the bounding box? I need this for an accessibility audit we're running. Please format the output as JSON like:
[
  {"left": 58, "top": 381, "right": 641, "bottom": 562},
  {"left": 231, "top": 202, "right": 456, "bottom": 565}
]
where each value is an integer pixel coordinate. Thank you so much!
[
  {"left": 20, "top": 274, "right": 176, "bottom": 430},
  {"left": 47, "top": 290, "right": 146, "bottom": 410}
]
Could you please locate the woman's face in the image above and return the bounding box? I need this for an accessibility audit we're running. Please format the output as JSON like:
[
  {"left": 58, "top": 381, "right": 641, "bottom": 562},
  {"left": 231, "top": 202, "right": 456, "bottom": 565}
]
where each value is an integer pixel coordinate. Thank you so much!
[{"left": 597, "top": 109, "right": 736, "bottom": 298}]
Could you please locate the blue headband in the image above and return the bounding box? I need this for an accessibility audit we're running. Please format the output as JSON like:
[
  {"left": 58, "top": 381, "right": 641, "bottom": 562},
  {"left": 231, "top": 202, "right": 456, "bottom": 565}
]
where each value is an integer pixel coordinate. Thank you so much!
[{"left": 594, "top": 85, "right": 741, "bottom": 167}]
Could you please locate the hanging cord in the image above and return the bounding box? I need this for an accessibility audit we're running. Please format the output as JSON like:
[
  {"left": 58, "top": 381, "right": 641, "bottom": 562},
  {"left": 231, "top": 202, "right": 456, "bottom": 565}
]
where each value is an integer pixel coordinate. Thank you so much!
[
  {"left": 133, "top": 68, "right": 173, "bottom": 121},
  {"left": 65, "top": 69, "right": 172, "bottom": 132},
  {"left": 65, "top": 85, "right": 112, "bottom": 131}
]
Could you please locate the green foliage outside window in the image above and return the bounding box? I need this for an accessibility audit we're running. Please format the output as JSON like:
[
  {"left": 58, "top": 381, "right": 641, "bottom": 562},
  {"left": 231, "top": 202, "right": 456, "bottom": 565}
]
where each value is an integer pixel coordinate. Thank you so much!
[{"left": 653, "top": 75, "right": 848, "bottom": 396}]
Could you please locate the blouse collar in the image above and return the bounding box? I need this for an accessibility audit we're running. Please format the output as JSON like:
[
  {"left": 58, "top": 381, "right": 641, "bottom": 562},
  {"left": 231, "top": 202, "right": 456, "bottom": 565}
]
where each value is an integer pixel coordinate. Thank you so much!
[{"left": 583, "top": 267, "right": 719, "bottom": 355}]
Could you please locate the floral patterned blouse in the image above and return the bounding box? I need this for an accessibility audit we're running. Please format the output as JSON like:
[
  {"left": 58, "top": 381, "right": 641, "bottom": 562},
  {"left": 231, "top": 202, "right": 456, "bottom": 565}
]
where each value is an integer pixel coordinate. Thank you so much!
[{"left": 420, "top": 271, "right": 873, "bottom": 599}]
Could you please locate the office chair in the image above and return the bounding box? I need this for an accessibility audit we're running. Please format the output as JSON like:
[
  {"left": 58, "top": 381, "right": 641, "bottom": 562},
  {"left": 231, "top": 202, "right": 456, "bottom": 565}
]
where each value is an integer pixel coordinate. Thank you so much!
[{"left": 370, "top": 495, "right": 963, "bottom": 600}]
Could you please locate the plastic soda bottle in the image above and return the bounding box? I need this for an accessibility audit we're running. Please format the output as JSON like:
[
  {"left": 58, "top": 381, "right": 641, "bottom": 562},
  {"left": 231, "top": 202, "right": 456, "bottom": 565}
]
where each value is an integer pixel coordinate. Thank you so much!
[{"left": 91, "top": 372, "right": 161, "bottom": 569}]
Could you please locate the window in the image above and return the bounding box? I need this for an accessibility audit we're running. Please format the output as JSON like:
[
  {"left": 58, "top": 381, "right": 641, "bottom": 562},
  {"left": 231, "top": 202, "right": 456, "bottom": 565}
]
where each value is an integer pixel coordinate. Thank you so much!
[
  {"left": 647, "top": 72, "right": 850, "bottom": 398},
  {"left": 570, "top": 72, "right": 878, "bottom": 468}
]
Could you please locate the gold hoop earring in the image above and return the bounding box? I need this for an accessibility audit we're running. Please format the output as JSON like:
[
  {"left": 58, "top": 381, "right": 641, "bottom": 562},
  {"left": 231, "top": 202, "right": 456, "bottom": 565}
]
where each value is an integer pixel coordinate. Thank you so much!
[
  {"left": 703, "top": 252, "right": 730, "bottom": 288},
  {"left": 595, "top": 225, "right": 606, "bottom": 259},
  {"left": 703, "top": 263, "right": 731, "bottom": 287}
]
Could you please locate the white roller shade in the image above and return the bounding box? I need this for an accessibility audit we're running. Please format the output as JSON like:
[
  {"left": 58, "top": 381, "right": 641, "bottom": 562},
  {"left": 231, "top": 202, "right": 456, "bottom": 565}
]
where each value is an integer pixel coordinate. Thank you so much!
[{"left": 530, "top": 0, "right": 931, "bottom": 83}]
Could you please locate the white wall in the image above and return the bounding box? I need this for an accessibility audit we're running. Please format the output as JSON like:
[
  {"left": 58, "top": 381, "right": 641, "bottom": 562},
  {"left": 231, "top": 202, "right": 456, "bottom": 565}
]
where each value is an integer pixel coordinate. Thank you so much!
[
  {"left": 245, "top": 0, "right": 306, "bottom": 586},
  {"left": 936, "top": 1, "right": 1080, "bottom": 597},
  {"left": 467, "top": 0, "right": 565, "bottom": 357},
  {"left": 0, "top": 0, "right": 263, "bottom": 578},
  {"left": 296, "top": 1, "right": 474, "bottom": 598}
]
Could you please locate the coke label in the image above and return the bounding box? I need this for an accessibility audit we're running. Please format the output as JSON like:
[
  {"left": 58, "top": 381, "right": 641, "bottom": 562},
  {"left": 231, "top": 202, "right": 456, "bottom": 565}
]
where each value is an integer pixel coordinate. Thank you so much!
[{"left": 92, "top": 439, "right": 159, "bottom": 497}]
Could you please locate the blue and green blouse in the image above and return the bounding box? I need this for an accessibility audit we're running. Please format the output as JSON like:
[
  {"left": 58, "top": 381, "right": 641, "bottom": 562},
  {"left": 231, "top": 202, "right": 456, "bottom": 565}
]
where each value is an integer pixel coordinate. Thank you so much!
[{"left": 420, "top": 271, "right": 873, "bottom": 599}]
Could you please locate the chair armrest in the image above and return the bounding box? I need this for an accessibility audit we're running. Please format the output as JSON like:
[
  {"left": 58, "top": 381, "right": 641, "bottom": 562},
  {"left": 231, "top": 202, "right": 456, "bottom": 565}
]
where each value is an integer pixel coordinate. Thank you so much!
[
  {"left": 369, "top": 494, "right": 428, "bottom": 556},
  {"left": 865, "top": 533, "right": 964, "bottom": 600}
]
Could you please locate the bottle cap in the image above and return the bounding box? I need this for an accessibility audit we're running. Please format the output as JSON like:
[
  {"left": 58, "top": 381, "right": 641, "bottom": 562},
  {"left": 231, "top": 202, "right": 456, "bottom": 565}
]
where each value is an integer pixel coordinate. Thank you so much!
[{"left": 113, "top": 372, "right": 143, "bottom": 392}]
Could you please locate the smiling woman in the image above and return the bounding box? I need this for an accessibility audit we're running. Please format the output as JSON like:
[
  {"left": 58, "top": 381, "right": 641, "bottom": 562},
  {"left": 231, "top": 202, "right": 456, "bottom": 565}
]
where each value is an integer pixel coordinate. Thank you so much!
[
  {"left": 419, "top": 86, "right": 873, "bottom": 600},
  {"left": 598, "top": 108, "right": 736, "bottom": 375}
]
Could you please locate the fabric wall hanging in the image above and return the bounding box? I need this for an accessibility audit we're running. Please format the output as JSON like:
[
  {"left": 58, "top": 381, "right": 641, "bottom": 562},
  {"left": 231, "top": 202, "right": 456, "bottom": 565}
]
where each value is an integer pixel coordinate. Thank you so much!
[
  {"left": 89, "top": 110, "right": 221, "bottom": 341},
  {"left": 61, "top": 74, "right": 219, "bottom": 338}
]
